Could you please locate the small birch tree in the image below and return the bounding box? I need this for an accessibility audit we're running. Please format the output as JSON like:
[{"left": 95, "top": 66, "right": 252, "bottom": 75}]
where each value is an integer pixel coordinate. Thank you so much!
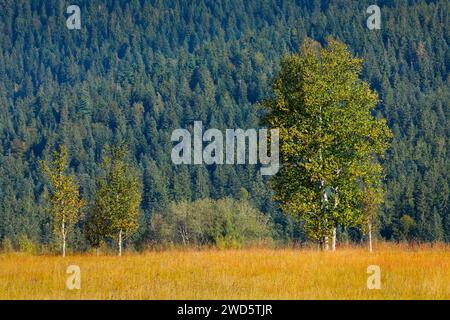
[
  {"left": 92, "top": 146, "right": 142, "bottom": 256},
  {"left": 42, "top": 145, "right": 84, "bottom": 257},
  {"left": 362, "top": 183, "right": 384, "bottom": 253}
]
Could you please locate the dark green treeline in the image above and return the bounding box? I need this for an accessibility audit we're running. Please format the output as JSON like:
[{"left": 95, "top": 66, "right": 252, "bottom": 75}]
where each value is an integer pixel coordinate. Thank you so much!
[{"left": 0, "top": 0, "right": 448, "bottom": 248}]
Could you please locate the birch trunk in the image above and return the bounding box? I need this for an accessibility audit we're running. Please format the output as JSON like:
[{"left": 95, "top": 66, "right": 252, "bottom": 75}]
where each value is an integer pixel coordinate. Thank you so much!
[
  {"left": 62, "top": 218, "right": 66, "bottom": 258},
  {"left": 321, "top": 180, "right": 329, "bottom": 251},
  {"left": 332, "top": 186, "right": 338, "bottom": 253},
  {"left": 368, "top": 222, "right": 373, "bottom": 253},
  {"left": 118, "top": 229, "right": 123, "bottom": 257}
]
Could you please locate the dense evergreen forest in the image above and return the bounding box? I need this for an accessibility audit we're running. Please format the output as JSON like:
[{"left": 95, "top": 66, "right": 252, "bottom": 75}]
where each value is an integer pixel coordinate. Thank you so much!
[{"left": 0, "top": 0, "right": 448, "bottom": 250}]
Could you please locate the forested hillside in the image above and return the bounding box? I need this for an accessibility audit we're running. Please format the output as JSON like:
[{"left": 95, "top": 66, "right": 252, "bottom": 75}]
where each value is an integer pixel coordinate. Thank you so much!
[{"left": 0, "top": 0, "right": 448, "bottom": 248}]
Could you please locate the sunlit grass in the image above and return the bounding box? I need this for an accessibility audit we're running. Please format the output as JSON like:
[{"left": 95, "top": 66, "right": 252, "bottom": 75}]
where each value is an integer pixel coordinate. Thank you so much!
[{"left": 0, "top": 243, "right": 448, "bottom": 299}]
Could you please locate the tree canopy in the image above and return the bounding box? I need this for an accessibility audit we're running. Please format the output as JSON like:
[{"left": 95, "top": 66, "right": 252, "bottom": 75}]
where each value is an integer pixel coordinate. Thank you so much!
[{"left": 263, "top": 38, "right": 392, "bottom": 247}]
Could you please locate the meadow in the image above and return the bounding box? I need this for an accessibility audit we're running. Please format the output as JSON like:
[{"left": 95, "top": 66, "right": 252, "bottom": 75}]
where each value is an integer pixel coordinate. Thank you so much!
[{"left": 0, "top": 244, "right": 449, "bottom": 300}]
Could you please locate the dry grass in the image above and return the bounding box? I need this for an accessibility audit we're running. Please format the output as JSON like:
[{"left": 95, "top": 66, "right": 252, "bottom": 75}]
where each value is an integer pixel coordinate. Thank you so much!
[{"left": 0, "top": 243, "right": 449, "bottom": 299}]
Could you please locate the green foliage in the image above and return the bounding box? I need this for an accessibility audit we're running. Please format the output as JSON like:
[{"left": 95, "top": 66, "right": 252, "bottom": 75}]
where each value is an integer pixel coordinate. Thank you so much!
[
  {"left": 149, "top": 198, "right": 272, "bottom": 247},
  {"left": 1, "top": 237, "right": 14, "bottom": 253},
  {"left": 398, "top": 215, "right": 417, "bottom": 241},
  {"left": 41, "top": 145, "right": 84, "bottom": 256},
  {"left": 0, "top": 0, "right": 447, "bottom": 245},
  {"left": 84, "top": 203, "right": 109, "bottom": 249},
  {"left": 361, "top": 185, "right": 385, "bottom": 234},
  {"left": 89, "top": 146, "right": 142, "bottom": 253},
  {"left": 263, "top": 38, "right": 392, "bottom": 246},
  {"left": 17, "top": 234, "right": 36, "bottom": 254},
  {"left": 216, "top": 235, "right": 241, "bottom": 250}
]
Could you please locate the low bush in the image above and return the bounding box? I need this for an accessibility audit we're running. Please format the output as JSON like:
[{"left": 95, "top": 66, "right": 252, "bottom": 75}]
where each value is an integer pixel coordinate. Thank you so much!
[{"left": 148, "top": 198, "right": 273, "bottom": 247}]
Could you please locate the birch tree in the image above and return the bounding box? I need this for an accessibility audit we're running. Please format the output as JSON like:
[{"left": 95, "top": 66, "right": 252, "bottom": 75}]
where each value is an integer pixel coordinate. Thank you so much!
[
  {"left": 42, "top": 146, "right": 84, "bottom": 257},
  {"left": 92, "top": 146, "right": 142, "bottom": 256},
  {"left": 362, "top": 182, "right": 385, "bottom": 252},
  {"left": 262, "top": 37, "right": 392, "bottom": 250}
]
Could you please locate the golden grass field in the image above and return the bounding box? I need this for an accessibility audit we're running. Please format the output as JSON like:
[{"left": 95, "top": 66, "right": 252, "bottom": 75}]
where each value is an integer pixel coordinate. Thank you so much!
[{"left": 0, "top": 243, "right": 449, "bottom": 300}]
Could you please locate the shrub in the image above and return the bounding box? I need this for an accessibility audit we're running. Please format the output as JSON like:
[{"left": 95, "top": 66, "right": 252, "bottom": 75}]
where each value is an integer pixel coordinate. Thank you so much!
[
  {"left": 399, "top": 215, "right": 417, "bottom": 241},
  {"left": 216, "top": 235, "right": 241, "bottom": 249},
  {"left": 1, "top": 237, "right": 14, "bottom": 252},
  {"left": 149, "top": 198, "right": 273, "bottom": 246},
  {"left": 18, "top": 234, "right": 36, "bottom": 254}
]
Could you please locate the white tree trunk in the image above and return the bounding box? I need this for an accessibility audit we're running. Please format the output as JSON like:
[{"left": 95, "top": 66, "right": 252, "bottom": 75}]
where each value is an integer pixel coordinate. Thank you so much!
[
  {"left": 321, "top": 180, "right": 329, "bottom": 251},
  {"left": 332, "top": 186, "right": 338, "bottom": 253},
  {"left": 118, "top": 229, "right": 123, "bottom": 256},
  {"left": 368, "top": 222, "right": 373, "bottom": 253},
  {"left": 332, "top": 227, "right": 336, "bottom": 252},
  {"left": 62, "top": 219, "right": 66, "bottom": 258}
]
